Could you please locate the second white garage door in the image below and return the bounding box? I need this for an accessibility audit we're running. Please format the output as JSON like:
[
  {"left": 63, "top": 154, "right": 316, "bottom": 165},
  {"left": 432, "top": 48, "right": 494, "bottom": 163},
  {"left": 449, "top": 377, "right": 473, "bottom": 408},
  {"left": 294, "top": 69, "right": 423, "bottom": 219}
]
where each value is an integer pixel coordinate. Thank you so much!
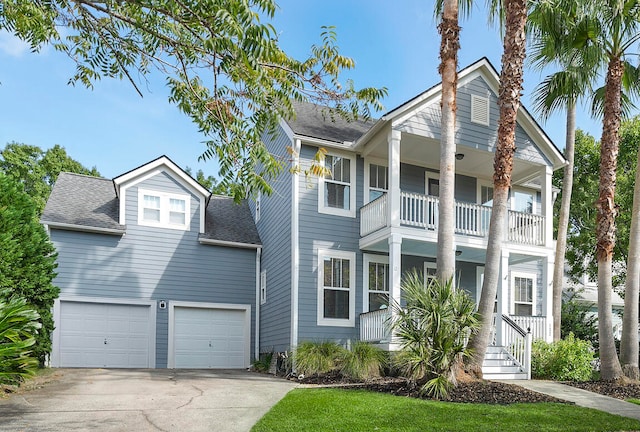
[{"left": 172, "top": 305, "right": 249, "bottom": 369}]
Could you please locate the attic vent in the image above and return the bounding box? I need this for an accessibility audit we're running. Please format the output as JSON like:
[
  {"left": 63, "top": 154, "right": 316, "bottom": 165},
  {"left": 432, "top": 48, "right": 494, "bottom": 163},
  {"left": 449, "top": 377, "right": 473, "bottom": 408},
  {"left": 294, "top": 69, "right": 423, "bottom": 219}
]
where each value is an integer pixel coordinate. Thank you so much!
[{"left": 471, "top": 95, "right": 490, "bottom": 126}]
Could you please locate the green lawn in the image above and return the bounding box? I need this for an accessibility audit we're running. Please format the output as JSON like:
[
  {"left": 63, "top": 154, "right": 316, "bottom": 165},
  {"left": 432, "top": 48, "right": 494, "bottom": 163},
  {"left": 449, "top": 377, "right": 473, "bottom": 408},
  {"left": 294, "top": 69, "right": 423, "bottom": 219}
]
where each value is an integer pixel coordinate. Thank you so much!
[
  {"left": 252, "top": 388, "right": 640, "bottom": 432},
  {"left": 628, "top": 399, "right": 640, "bottom": 406}
]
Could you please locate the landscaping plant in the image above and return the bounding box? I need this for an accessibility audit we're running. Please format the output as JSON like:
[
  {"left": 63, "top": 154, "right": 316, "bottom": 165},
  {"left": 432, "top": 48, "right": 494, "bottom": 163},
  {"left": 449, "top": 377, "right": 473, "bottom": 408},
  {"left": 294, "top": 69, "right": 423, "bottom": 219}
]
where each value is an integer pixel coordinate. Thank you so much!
[
  {"left": 293, "top": 341, "right": 346, "bottom": 376},
  {"left": 0, "top": 293, "right": 41, "bottom": 385},
  {"left": 340, "top": 341, "right": 387, "bottom": 381},
  {"left": 532, "top": 333, "right": 595, "bottom": 381},
  {"left": 391, "top": 273, "right": 479, "bottom": 398}
]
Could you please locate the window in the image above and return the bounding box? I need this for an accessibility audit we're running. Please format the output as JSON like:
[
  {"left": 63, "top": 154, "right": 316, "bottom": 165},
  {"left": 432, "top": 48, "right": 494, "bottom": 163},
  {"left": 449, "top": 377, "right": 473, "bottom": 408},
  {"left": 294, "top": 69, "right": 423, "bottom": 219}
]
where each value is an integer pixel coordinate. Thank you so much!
[
  {"left": 512, "top": 272, "right": 536, "bottom": 316},
  {"left": 318, "top": 250, "right": 355, "bottom": 326},
  {"left": 363, "top": 255, "right": 389, "bottom": 312},
  {"left": 318, "top": 152, "right": 356, "bottom": 217},
  {"left": 471, "top": 94, "right": 490, "bottom": 126},
  {"left": 480, "top": 185, "right": 494, "bottom": 207},
  {"left": 138, "top": 189, "right": 190, "bottom": 230},
  {"left": 512, "top": 190, "right": 535, "bottom": 214},
  {"left": 368, "top": 163, "right": 388, "bottom": 202},
  {"left": 260, "top": 270, "right": 267, "bottom": 305},
  {"left": 424, "top": 262, "right": 436, "bottom": 287}
]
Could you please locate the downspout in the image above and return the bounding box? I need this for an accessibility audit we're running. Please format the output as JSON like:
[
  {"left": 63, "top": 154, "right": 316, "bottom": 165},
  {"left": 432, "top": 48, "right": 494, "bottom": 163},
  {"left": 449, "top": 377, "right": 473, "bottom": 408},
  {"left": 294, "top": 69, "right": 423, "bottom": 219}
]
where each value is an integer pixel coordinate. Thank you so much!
[
  {"left": 255, "top": 247, "right": 262, "bottom": 361},
  {"left": 291, "top": 138, "right": 301, "bottom": 352}
]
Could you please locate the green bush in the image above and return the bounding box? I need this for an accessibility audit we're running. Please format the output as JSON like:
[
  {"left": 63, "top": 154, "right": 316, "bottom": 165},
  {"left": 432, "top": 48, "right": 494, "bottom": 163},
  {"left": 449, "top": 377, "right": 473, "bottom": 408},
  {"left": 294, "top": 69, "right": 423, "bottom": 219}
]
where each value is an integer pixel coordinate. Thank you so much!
[
  {"left": 293, "top": 341, "right": 346, "bottom": 376},
  {"left": 391, "top": 273, "right": 480, "bottom": 398},
  {"left": 0, "top": 294, "right": 41, "bottom": 385},
  {"left": 252, "top": 351, "right": 273, "bottom": 373},
  {"left": 532, "top": 333, "right": 594, "bottom": 381},
  {"left": 340, "top": 341, "right": 387, "bottom": 381}
]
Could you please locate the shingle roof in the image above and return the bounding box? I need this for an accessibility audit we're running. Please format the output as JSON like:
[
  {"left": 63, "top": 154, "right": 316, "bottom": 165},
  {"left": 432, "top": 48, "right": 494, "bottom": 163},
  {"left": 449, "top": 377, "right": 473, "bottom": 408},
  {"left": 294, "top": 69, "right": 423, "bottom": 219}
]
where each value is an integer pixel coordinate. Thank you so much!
[
  {"left": 42, "top": 173, "right": 123, "bottom": 231},
  {"left": 200, "top": 195, "right": 261, "bottom": 246},
  {"left": 43, "top": 171, "right": 261, "bottom": 246},
  {"left": 285, "top": 100, "right": 375, "bottom": 143}
]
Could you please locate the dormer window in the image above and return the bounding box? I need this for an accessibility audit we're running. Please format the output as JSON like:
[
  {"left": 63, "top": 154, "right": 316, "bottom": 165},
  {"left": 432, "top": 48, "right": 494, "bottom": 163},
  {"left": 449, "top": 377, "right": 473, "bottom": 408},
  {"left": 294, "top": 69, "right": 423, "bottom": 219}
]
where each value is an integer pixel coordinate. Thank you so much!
[{"left": 138, "top": 189, "right": 190, "bottom": 230}]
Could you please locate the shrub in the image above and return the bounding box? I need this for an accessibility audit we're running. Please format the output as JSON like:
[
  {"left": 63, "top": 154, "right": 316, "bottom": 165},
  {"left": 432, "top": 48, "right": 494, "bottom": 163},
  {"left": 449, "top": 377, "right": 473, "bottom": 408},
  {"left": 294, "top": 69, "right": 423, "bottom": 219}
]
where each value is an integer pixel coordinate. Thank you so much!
[
  {"left": 0, "top": 294, "right": 41, "bottom": 385},
  {"left": 532, "top": 333, "right": 594, "bottom": 381},
  {"left": 293, "top": 341, "right": 345, "bottom": 376},
  {"left": 391, "top": 273, "right": 480, "bottom": 398},
  {"left": 340, "top": 341, "right": 387, "bottom": 381},
  {"left": 561, "top": 288, "right": 598, "bottom": 351},
  {"left": 252, "top": 352, "right": 273, "bottom": 373}
]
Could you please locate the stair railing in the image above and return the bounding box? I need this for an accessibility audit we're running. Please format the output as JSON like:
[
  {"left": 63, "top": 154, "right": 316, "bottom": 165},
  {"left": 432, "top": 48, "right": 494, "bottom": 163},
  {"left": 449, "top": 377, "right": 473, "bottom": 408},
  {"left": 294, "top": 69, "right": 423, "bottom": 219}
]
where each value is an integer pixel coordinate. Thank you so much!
[{"left": 501, "top": 314, "right": 532, "bottom": 379}]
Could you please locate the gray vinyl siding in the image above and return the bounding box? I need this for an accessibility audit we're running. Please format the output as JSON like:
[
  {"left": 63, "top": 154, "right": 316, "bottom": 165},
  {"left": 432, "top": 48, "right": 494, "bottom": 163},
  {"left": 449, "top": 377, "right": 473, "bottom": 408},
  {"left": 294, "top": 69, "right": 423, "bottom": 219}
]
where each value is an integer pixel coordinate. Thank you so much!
[
  {"left": 396, "top": 76, "right": 550, "bottom": 166},
  {"left": 400, "top": 163, "right": 477, "bottom": 202},
  {"left": 297, "top": 144, "right": 363, "bottom": 345},
  {"left": 51, "top": 171, "right": 257, "bottom": 368},
  {"left": 256, "top": 124, "right": 293, "bottom": 352}
]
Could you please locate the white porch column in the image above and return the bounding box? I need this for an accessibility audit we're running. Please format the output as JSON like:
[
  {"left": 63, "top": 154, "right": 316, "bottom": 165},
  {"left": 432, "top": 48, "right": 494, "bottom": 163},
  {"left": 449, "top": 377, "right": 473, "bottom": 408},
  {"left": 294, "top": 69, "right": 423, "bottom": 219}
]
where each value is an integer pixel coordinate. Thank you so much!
[
  {"left": 388, "top": 234, "right": 402, "bottom": 345},
  {"left": 496, "top": 249, "right": 510, "bottom": 346},
  {"left": 388, "top": 129, "right": 401, "bottom": 228},
  {"left": 541, "top": 165, "right": 553, "bottom": 248},
  {"left": 542, "top": 255, "right": 554, "bottom": 342}
]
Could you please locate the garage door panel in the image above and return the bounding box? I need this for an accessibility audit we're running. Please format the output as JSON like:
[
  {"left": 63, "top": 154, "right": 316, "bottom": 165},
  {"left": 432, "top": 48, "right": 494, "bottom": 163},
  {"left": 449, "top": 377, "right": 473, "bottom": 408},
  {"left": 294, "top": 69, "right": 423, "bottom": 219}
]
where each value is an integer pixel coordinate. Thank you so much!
[
  {"left": 173, "top": 306, "right": 248, "bottom": 369},
  {"left": 58, "top": 301, "right": 152, "bottom": 368}
]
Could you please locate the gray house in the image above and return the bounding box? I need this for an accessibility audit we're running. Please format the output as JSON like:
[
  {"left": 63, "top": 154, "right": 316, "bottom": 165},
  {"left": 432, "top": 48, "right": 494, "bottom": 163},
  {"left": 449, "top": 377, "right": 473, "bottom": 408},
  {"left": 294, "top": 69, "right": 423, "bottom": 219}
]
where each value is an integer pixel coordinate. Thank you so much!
[
  {"left": 251, "top": 58, "right": 566, "bottom": 377},
  {"left": 42, "top": 156, "right": 261, "bottom": 369}
]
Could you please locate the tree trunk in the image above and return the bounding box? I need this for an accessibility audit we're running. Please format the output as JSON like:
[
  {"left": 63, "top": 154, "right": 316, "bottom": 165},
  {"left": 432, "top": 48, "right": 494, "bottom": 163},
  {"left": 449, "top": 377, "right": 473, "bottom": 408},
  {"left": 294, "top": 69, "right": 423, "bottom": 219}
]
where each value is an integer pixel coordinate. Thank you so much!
[
  {"left": 596, "top": 56, "right": 624, "bottom": 381},
  {"left": 466, "top": 0, "right": 527, "bottom": 377},
  {"left": 436, "top": 0, "right": 460, "bottom": 283},
  {"left": 552, "top": 103, "right": 576, "bottom": 341},
  {"left": 620, "top": 145, "right": 640, "bottom": 380}
]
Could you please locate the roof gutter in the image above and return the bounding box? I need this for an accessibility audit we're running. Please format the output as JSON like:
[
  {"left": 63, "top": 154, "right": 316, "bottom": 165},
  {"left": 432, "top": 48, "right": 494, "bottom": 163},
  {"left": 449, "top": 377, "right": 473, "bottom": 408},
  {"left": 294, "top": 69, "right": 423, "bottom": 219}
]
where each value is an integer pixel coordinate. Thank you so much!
[
  {"left": 198, "top": 237, "right": 262, "bottom": 250},
  {"left": 293, "top": 134, "right": 354, "bottom": 150},
  {"left": 42, "top": 221, "right": 126, "bottom": 236}
]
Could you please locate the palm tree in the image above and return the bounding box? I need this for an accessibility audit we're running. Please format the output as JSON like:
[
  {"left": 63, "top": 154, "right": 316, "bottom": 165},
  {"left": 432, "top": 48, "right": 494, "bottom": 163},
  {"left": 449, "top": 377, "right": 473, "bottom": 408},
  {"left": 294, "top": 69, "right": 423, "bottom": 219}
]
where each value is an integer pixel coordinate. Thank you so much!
[
  {"left": 567, "top": 0, "right": 640, "bottom": 380},
  {"left": 527, "top": 0, "right": 595, "bottom": 342},
  {"left": 466, "top": 0, "right": 529, "bottom": 377},
  {"left": 435, "top": 0, "right": 462, "bottom": 282}
]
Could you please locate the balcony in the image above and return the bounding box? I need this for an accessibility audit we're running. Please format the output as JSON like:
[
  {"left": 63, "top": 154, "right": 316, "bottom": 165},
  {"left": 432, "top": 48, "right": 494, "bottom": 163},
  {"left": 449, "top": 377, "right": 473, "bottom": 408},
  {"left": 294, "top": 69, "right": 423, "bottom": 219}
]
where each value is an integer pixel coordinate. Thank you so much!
[{"left": 360, "top": 192, "right": 545, "bottom": 246}]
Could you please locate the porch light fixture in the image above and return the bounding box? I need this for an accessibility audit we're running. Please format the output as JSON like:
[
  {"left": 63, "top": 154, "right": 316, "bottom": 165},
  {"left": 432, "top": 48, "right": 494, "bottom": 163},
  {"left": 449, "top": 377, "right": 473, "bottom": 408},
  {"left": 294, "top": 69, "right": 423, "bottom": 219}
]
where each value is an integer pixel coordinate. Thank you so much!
[
  {"left": 455, "top": 250, "right": 462, "bottom": 256},
  {"left": 455, "top": 153, "right": 465, "bottom": 160}
]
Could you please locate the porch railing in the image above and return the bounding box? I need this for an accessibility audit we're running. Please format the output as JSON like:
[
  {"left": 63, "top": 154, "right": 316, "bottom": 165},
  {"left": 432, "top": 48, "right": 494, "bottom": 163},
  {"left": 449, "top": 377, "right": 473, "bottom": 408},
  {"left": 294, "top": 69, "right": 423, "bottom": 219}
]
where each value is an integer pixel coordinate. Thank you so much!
[
  {"left": 359, "top": 308, "right": 391, "bottom": 343},
  {"left": 510, "top": 315, "right": 547, "bottom": 341},
  {"left": 501, "top": 314, "right": 532, "bottom": 379},
  {"left": 360, "top": 194, "right": 388, "bottom": 236},
  {"left": 359, "top": 192, "right": 545, "bottom": 246}
]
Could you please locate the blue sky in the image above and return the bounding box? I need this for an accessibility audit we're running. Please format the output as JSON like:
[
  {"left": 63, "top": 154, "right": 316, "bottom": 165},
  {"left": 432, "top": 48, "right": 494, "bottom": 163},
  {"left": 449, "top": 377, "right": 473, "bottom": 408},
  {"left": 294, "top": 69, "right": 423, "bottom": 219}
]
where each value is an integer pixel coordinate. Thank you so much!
[{"left": 0, "top": 0, "right": 610, "bottom": 179}]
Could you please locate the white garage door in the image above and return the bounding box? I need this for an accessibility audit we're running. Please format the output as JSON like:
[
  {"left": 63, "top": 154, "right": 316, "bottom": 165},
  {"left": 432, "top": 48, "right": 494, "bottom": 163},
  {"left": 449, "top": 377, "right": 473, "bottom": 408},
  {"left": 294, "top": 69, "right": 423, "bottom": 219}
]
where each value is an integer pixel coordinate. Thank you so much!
[
  {"left": 59, "top": 301, "right": 152, "bottom": 368},
  {"left": 173, "top": 306, "right": 248, "bottom": 368}
]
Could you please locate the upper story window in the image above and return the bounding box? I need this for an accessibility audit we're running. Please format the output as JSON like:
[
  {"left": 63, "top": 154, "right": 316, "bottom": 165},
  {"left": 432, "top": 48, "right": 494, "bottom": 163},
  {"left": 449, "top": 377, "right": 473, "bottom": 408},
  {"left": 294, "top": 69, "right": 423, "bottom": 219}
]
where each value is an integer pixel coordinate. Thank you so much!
[
  {"left": 369, "top": 163, "right": 388, "bottom": 201},
  {"left": 138, "top": 188, "right": 190, "bottom": 230},
  {"left": 512, "top": 189, "right": 536, "bottom": 214},
  {"left": 318, "top": 152, "right": 356, "bottom": 218},
  {"left": 480, "top": 185, "right": 494, "bottom": 207}
]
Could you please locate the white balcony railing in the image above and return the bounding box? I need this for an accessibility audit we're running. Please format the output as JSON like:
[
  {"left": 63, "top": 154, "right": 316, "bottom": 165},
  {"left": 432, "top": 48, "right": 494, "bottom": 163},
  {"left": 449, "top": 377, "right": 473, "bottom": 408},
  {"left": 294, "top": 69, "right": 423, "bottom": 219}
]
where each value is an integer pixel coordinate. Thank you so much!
[
  {"left": 359, "top": 308, "right": 391, "bottom": 343},
  {"left": 360, "top": 192, "right": 545, "bottom": 246}
]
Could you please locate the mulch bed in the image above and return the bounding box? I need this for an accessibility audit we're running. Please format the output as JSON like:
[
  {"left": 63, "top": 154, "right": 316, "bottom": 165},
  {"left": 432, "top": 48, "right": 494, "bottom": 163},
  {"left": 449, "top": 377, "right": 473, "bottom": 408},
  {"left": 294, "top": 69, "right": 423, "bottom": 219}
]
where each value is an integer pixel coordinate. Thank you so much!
[{"left": 294, "top": 372, "right": 640, "bottom": 404}]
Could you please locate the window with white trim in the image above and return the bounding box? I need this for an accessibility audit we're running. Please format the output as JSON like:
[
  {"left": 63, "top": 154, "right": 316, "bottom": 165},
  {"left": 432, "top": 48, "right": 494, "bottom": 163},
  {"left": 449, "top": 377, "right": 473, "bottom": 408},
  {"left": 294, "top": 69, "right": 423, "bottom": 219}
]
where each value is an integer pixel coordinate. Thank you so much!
[
  {"left": 512, "top": 189, "right": 536, "bottom": 214},
  {"left": 424, "top": 262, "right": 436, "bottom": 287},
  {"left": 260, "top": 270, "right": 267, "bottom": 305},
  {"left": 364, "top": 255, "right": 389, "bottom": 312},
  {"left": 319, "top": 153, "right": 356, "bottom": 217},
  {"left": 318, "top": 250, "right": 355, "bottom": 326},
  {"left": 512, "top": 272, "right": 536, "bottom": 316},
  {"left": 138, "top": 189, "right": 190, "bottom": 230},
  {"left": 369, "top": 163, "right": 388, "bottom": 201}
]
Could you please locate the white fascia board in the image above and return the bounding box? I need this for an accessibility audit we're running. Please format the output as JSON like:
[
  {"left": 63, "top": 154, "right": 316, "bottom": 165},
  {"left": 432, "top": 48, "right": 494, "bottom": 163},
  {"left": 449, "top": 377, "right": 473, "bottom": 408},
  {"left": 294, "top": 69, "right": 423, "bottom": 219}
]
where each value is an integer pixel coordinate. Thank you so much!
[
  {"left": 293, "top": 134, "right": 354, "bottom": 150},
  {"left": 279, "top": 118, "right": 295, "bottom": 141},
  {"left": 42, "top": 221, "right": 126, "bottom": 236},
  {"left": 198, "top": 237, "right": 262, "bottom": 250},
  {"left": 114, "top": 156, "right": 210, "bottom": 197}
]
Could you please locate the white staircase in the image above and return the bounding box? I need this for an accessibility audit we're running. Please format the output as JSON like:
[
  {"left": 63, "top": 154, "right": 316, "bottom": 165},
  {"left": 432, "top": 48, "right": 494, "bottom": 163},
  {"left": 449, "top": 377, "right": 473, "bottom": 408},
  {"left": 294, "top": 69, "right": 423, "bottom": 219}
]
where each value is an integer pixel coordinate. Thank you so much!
[{"left": 482, "top": 345, "right": 528, "bottom": 380}]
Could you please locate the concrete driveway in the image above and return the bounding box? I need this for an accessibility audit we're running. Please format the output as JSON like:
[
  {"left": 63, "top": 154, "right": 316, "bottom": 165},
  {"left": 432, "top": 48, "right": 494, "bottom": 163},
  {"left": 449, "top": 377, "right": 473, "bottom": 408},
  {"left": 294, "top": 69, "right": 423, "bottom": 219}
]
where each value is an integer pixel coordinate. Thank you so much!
[{"left": 0, "top": 369, "right": 297, "bottom": 432}]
